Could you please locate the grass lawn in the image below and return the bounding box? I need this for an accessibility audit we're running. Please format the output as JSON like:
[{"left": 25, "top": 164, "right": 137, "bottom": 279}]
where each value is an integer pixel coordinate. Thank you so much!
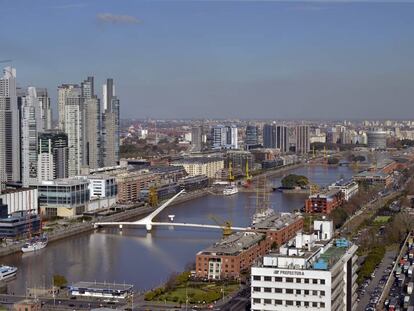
[
  {"left": 373, "top": 216, "right": 391, "bottom": 225},
  {"left": 156, "top": 282, "right": 240, "bottom": 304}
]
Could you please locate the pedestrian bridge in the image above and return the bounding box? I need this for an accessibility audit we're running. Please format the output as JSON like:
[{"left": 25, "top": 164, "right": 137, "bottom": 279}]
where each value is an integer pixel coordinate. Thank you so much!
[{"left": 94, "top": 190, "right": 247, "bottom": 232}]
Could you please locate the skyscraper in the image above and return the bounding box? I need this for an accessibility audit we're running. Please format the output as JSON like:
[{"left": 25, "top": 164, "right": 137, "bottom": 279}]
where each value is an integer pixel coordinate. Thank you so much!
[
  {"left": 81, "top": 77, "right": 101, "bottom": 169},
  {"left": 0, "top": 66, "right": 20, "bottom": 189},
  {"left": 296, "top": 125, "right": 310, "bottom": 155},
  {"left": 64, "top": 86, "right": 83, "bottom": 176},
  {"left": 58, "top": 84, "right": 79, "bottom": 131},
  {"left": 263, "top": 123, "right": 275, "bottom": 148},
  {"left": 36, "top": 88, "right": 52, "bottom": 130},
  {"left": 245, "top": 124, "right": 259, "bottom": 148},
  {"left": 20, "top": 87, "right": 43, "bottom": 186},
  {"left": 212, "top": 125, "right": 238, "bottom": 149},
  {"left": 38, "top": 131, "right": 69, "bottom": 181},
  {"left": 276, "top": 125, "right": 288, "bottom": 153},
  {"left": 102, "top": 78, "right": 120, "bottom": 167},
  {"left": 191, "top": 125, "right": 203, "bottom": 152}
]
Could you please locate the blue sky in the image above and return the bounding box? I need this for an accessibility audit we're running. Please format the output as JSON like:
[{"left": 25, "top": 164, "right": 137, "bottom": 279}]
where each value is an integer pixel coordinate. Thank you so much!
[{"left": 1, "top": 0, "right": 413, "bottom": 119}]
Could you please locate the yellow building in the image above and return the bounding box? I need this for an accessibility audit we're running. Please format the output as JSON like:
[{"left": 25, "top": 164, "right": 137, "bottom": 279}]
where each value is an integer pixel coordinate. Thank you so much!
[{"left": 172, "top": 157, "right": 224, "bottom": 179}]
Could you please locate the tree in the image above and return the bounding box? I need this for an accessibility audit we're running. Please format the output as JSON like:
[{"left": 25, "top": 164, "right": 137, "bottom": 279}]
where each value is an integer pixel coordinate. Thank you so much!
[
  {"left": 53, "top": 274, "right": 67, "bottom": 288},
  {"left": 281, "top": 174, "right": 309, "bottom": 188}
]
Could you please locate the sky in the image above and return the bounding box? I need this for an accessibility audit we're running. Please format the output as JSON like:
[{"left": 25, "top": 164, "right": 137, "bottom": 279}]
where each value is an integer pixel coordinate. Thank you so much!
[{"left": 1, "top": 0, "right": 414, "bottom": 120}]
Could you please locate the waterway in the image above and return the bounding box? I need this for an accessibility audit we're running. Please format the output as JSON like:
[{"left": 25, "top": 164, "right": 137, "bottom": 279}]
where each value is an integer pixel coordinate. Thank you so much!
[{"left": 2, "top": 165, "right": 355, "bottom": 294}]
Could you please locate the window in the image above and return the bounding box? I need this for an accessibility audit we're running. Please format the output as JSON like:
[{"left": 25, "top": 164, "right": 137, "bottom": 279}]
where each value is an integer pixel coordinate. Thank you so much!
[
  {"left": 286, "top": 289, "right": 293, "bottom": 294},
  {"left": 295, "top": 278, "right": 302, "bottom": 283},
  {"left": 304, "top": 302, "right": 309, "bottom": 307},
  {"left": 312, "top": 290, "right": 318, "bottom": 296},
  {"left": 264, "top": 299, "right": 272, "bottom": 305},
  {"left": 275, "top": 288, "right": 282, "bottom": 293},
  {"left": 320, "top": 290, "right": 325, "bottom": 296},
  {"left": 286, "top": 277, "right": 294, "bottom": 283},
  {"left": 296, "top": 289, "right": 301, "bottom": 295},
  {"left": 275, "top": 277, "right": 282, "bottom": 282},
  {"left": 253, "top": 276, "right": 261, "bottom": 281},
  {"left": 320, "top": 279, "right": 325, "bottom": 285},
  {"left": 312, "top": 302, "right": 318, "bottom": 307},
  {"left": 312, "top": 279, "right": 318, "bottom": 284},
  {"left": 275, "top": 300, "right": 283, "bottom": 305},
  {"left": 321, "top": 302, "right": 325, "bottom": 308},
  {"left": 253, "top": 298, "right": 260, "bottom": 304},
  {"left": 296, "top": 301, "right": 301, "bottom": 306},
  {"left": 253, "top": 287, "right": 261, "bottom": 292},
  {"left": 264, "top": 276, "right": 272, "bottom": 281},
  {"left": 264, "top": 288, "right": 272, "bottom": 293},
  {"left": 304, "top": 290, "right": 309, "bottom": 295},
  {"left": 304, "top": 279, "right": 310, "bottom": 284},
  {"left": 286, "top": 301, "right": 293, "bottom": 306}
]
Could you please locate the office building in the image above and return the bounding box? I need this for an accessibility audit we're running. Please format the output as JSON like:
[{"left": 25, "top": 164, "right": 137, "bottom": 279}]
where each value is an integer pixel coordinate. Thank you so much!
[
  {"left": 295, "top": 125, "right": 310, "bottom": 155},
  {"left": 57, "top": 84, "right": 79, "bottom": 131},
  {"left": 251, "top": 221, "right": 358, "bottom": 311},
  {"left": 0, "top": 188, "right": 38, "bottom": 215},
  {"left": 226, "top": 151, "right": 254, "bottom": 176},
  {"left": 76, "top": 174, "right": 117, "bottom": 210},
  {"left": 37, "top": 131, "right": 69, "bottom": 181},
  {"left": 35, "top": 178, "right": 90, "bottom": 218},
  {"left": 263, "top": 124, "right": 288, "bottom": 153},
  {"left": 0, "top": 66, "right": 20, "bottom": 190},
  {"left": 191, "top": 125, "right": 203, "bottom": 152},
  {"left": 102, "top": 78, "right": 120, "bottom": 167},
  {"left": 0, "top": 210, "right": 41, "bottom": 238},
  {"left": 245, "top": 124, "right": 259, "bottom": 148}
]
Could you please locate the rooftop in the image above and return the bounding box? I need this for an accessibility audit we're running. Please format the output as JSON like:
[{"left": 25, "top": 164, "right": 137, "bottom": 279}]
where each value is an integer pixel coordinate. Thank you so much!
[
  {"left": 69, "top": 281, "right": 133, "bottom": 292},
  {"left": 37, "top": 178, "right": 89, "bottom": 186},
  {"left": 199, "top": 232, "right": 265, "bottom": 256},
  {"left": 252, "top": 213, "right": 301, "bottom": 231},
  {"left": 173, "top": 157, "right": 223, "bottom": 164}
]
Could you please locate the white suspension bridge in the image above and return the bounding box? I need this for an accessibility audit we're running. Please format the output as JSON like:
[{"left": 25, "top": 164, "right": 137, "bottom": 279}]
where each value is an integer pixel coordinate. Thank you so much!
[{"left": 94, "top": 190, "right": 248, "bottom": 233}]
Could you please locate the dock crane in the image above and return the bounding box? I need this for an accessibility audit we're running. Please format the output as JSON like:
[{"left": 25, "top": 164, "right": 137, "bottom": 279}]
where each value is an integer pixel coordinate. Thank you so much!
[
  {"left": 209, "top": 214, "right": 233, "bottom": 236},
  {"left": 228, "top": 161, "right": 234, "bottom": 183},
  {"left": 244, "top": 160, "right": 252, "bottom": 187}
]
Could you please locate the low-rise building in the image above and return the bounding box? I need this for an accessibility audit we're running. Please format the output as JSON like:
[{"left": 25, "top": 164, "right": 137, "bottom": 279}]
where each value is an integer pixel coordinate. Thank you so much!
[
  {"left": 172, "top": 157, "right": 224, "bottom": 179},
  {"left": 252, "top": 213, "right": 304, "bottom": 246},
  {"left": 178, "top": 175, "right": 209, "bottom": 192},
  {"left": 305, "top": 189, "right": 345, "bottom": 214},
  {"left": 251, "top": 221, "right": 358, "bottom": 311},
  {"left": 68, "top": 281, "right": 133, "bottom": 300},
  {"left": 13, "top": 299, "right": 41, "bottom": 311},
  {"left": 196, "top": 231, "right": 271, "bottom": 280},
  {"left": 76, "top": 174, "right": 117, "bottom": 211},
  {"left": 353, "top": 170, "right": 392, "bottom": 187},
  {"left": 0, "top": 209, "right": 41, "bottom": 238},
  {"left": 35, "top": 179, "right": 90, "bottom": 218},
  {"left": 328, "top": 179, "right": 359, "bottom": 201},
  {"left": 0, "top": 188, "right": 38, "bottom": 215}
]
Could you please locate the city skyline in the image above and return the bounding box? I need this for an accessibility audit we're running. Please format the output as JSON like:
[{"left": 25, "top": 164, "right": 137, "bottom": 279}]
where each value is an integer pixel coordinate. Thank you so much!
[{"left": 1, "top": 0, "right": 414, "bottom": 119}]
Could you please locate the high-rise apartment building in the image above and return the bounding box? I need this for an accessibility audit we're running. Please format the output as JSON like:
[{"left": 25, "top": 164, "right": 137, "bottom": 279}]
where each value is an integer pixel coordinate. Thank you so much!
[
  {"left": 58, "top": 84, "right": 79, "bottom": 131},
  {"left": 0, "top": 67, "right": 20, "bottom": 190},
  {"left": 102, "top": 78, "right": 120, "bottom": 167},
  {"left": 38, "top": 131, "right": 69, "bottom": 181},
  {"left": 191, "top": 125, "right": 203, "bottom": 152},
  {"left": 20, "top": 87, "right": 43, "bottom": 187},
  {"left": 64, "top": 86, "right": 83, "bottom": 176},
  {"left": 81, "top": 77, "right": 101, "bottom": 169},
  {"left": 263, "top": 123, "right": 275, "bottom": 148},
  {"left": 36, "top": 88, "right": 52, "bottom": 130},
  {"left": 296, "top": 125, "right": 310, "bottom": 155},
  {"left": 212, "top": 125, "right": 238, "bottom": 149}
]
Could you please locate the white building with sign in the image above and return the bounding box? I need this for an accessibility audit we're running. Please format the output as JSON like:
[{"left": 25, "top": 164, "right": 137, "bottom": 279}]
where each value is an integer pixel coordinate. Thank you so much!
[{"left": 251, "top": 220, "right": 358, "bottom": 311}]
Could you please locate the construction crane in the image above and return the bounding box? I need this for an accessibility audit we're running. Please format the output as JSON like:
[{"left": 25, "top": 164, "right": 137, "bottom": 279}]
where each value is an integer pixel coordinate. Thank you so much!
[
  {"left": 209, "top": 214, "right": 233, "bottom": 236},
  {"left": 228, "top": 161, "right": 234, "bottom": 183},
  {"left": 148, "top": 186, "right": 158, "bottom": 207},
  {"left": 245, "top": 160, "right": 252, "bottom": 186}
]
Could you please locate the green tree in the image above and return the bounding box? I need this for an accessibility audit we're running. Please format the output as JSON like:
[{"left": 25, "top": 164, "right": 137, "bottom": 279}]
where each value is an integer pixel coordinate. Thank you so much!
[
  {"left": 281, "top": 174, "right": 309, "bottom": 188},
  {"left": 53, "top": 274, "right": 68, "bottom": 287}
]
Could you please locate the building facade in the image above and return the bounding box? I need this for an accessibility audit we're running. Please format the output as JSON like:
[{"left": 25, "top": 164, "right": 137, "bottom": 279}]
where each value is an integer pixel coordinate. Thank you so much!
[
  {"left": 296, "top": 125, "right": 310, "bottom": 155},
  {"left": 0, "top": 67, "right": 20, "bottom": 190},
  {"left": 172, "top": 157, "right": 224, "bottom": 179},
  {"left": 0, "top": 188, "right": 38, "bottom": 215},
  {"left": 305, "top": 189, "right": 345, "bottom": 214},
  {"left": 191, "top": 125, "right": 203, "bottom": 152},
  {"left": 251, "top": 222, "right": 358, "bottom": 311}
]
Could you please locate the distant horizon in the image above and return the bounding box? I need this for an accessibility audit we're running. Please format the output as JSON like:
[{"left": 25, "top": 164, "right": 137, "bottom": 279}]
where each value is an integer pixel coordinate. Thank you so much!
[{"left": 2, "top": 0, "right": 414, "bottom": 119}]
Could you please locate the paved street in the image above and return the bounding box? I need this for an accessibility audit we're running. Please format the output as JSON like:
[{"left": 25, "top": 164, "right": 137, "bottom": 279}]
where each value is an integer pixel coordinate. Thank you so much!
[{"left": 357, "top": 250, "right": 397, "bottom": 311}]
